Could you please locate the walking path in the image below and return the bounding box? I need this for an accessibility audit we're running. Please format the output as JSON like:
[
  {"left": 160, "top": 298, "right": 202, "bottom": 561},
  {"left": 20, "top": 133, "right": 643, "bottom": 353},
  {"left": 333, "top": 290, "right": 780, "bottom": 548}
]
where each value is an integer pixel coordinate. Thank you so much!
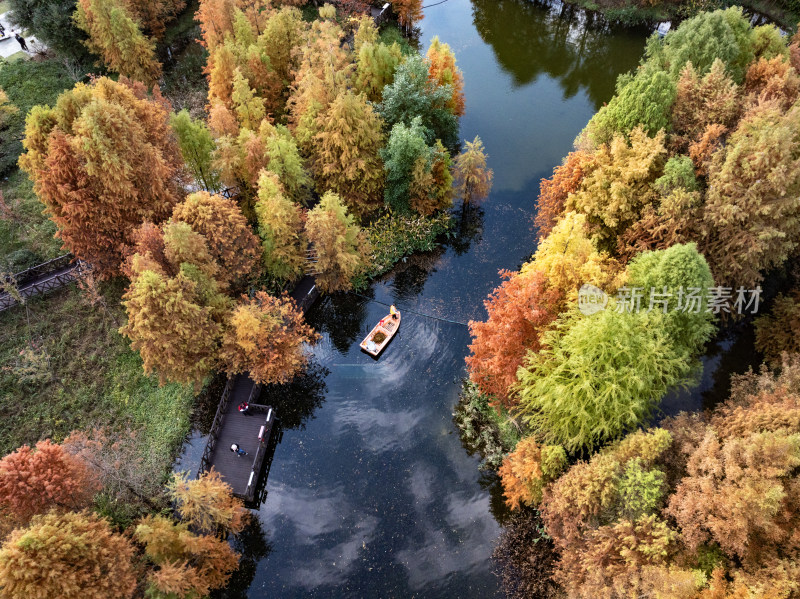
[{"left": 0, "top": 11, "right": 41, "bottom": 59}]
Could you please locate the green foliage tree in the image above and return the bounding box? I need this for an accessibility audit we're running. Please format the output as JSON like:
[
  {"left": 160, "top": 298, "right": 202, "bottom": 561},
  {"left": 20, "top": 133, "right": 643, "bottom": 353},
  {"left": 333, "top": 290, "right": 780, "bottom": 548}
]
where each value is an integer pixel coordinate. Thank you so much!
[
  {"left": 0, "top": 511, "right": 137, "bottom": 599},
  {"left": 74, "top": 0, "right": 162, "bottom": 84},
  {"left": 584, "top": 66, "right": 676, "bottom": 146},
  {"left": 355, "top": 41, "right": 404, "bottom": 103},
  {"left": 515, "top": 309, "right": 691, "bottom": 453},
  {"left": 626, "top": 243, "right": 715, "bottom": 356},
  {"left": 312, "top": 90, "right": 385, "bottom": 216},
  {"left": 8, "top": 0, "right": 92, "bottom": 61},
  {"left": 660, "top": 7, "right": 754, "bottom": 84},
  {"left": 380, "top": 54, "right": 459, "bottom": 150},
  {"left": 254, "top": 171, "right": 307, "bottom": 281},
  {"left": 305, "top": 191, "right": 369, "bottom": 293},
  {"left": 171, "top": 110, "right": 220, "bottom": 192},
  {"left": 381, "top": 117, "right": 430, "bottom": 213}
]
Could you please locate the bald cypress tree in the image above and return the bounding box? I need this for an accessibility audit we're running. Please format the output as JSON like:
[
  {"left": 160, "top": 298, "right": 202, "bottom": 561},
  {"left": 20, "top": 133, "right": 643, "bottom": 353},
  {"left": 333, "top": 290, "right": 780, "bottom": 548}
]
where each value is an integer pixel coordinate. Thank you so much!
[{"left": 74, "top": 0, "right": 161, "bottom": 84}]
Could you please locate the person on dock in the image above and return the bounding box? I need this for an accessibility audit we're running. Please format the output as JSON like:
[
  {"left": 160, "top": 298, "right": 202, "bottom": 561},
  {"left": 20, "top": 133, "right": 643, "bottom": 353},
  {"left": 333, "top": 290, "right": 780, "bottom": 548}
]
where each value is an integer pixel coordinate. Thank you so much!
[
  {"left": 230, "top": 443, "right": 247, "bottom": 456},
  {"left": 238, "top": 401, "right": 250, "bottom": 415}
]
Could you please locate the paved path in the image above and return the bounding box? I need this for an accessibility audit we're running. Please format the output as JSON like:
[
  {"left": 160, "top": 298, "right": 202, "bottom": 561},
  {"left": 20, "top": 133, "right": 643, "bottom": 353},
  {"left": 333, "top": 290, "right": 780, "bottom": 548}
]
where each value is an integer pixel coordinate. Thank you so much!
[{"left": 0, "top": 11, "right": 41, "bottom": 59}]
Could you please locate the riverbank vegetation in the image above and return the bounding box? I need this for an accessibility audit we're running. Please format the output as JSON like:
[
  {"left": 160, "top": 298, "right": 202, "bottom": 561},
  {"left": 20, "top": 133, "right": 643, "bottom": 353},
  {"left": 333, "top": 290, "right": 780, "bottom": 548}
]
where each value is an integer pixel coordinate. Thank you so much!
[{"left": 458, "top": 8, "right": 800, "bottom": 597}]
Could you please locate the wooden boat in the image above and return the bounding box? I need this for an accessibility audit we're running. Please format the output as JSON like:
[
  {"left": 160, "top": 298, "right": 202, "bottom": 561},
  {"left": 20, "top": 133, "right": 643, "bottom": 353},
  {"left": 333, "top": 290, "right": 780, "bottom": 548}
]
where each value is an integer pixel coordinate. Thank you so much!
[{"left": 360, "top": 312, "right": 401, "bottom": 357}]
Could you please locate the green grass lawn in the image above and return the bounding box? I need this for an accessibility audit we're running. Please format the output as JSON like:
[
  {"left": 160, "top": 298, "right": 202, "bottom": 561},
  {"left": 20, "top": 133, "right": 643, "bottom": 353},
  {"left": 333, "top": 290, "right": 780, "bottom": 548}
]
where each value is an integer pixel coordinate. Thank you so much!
[
  {"left": 0, "top": 281, "right": 196, "bottom": 477},
  {"left": 0, "top": 1, "right": 10, "bottom": 15}
]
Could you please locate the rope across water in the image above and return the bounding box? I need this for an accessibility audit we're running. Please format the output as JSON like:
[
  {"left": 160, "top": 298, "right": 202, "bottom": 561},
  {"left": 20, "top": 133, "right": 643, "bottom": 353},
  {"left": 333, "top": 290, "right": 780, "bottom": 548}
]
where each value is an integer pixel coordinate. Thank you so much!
[{"left": 347, "top": 291, "right": 471, "bottom": 327}]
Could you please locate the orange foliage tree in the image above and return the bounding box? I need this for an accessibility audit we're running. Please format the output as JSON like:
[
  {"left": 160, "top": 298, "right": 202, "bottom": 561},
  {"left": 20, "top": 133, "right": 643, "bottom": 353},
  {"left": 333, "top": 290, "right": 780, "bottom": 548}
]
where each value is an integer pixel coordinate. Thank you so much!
[
  {"left": 0, "top": 440, "right": 100, "bottom": 526},
  {"left": 754, "top": 292, "right": 800, "bottom": 368},
  {"left": 135, "top": 514, "right": 240, "bottom": 597},
  {"left": 466, "top": 269, "right": 562, "bottom": 410},
  {"left": 394, "top": 0, "right": 423, "bottom": 31},
  {"left": 19, "top": 78, "right": 185, "bottom": 277},
  {"left": 535, "top": 151, "right": 593, "bottom": 238},
  {"left": 499, "top": 437, "right": 566, "bottom": 510},
  {"left": 426, "top": 36, "right": 465, "bottom": 117},
  {"left": 172, "top": 191, "right": 260, "bottom": 284},
  {"left": 0, "top": 511, "right": 137, "bottom": 599},
  {"left": 220, "top": 292, "right": 319, "bottom": 384}
]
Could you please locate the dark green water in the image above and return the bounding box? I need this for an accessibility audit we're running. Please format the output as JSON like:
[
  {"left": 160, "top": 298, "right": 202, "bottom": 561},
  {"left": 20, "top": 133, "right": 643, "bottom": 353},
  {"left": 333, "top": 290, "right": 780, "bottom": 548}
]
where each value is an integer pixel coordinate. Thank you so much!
[{"left": 176, "top": 2, "right": 758, "bottom": 596}]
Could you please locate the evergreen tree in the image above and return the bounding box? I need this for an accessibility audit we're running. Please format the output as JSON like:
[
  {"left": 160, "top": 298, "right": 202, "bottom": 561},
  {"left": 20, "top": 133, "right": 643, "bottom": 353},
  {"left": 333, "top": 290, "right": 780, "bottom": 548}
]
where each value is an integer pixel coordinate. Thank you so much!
[
  {"left": 135, "top": 515, "right": 239, "bottom": 597},
  {"left": 171, "top": 109, "right": 220, "bottom": 192},
  {"left": 409, "top": 139, "right": 454, "bottom": 215},
  {"left": 120, "top": 269, "right": 225, "bottom": 388},
  {"left": 74, "top": 0, "right": 162, "bottom": 84},
  {"left": 312, "top": 90, "right": 385, "bottom": 216},
  {"left": 172, "top": 191, "right": 261, "bottom": 284},
  {"left": 380, "top": 54, "right": 459, "bottom": 150},
  {"left": 168, "top": 470, "right": 248, "bottom": 535},
  {"left": 355, "top": 41, "right": 404, "bottom": 102},
  {"left": 381, "top": 117, "right": 430, "bottom": 213},
  {"left": 231, "top": 68, "right": 267, "bottom": 131},
  {"left": 254, "top": 171, "right": 307, "bottom": 281},
  {"left": 8, "top": 0, "right": 92, "bottom": 61},
  {"left": 305, "top": 191, "right": 369, "bottom": 293}
]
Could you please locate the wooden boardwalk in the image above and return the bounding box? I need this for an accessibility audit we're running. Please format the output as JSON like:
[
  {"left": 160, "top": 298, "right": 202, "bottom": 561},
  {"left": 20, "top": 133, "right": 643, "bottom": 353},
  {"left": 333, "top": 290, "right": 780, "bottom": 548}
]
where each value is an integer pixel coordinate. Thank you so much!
[
  {"left": 199, "top": 274, "right": 320, "bottom": 506},
  {"left": 0, "top": 254, "right": 90, "bottom": 312}
]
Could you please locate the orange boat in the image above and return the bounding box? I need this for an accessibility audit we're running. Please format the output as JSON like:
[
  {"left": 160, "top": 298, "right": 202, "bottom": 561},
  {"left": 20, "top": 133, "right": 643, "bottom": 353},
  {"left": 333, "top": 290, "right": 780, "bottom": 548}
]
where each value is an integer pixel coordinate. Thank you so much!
[{"left": 360, "top": 311, "right": 401, "bottom": 357}]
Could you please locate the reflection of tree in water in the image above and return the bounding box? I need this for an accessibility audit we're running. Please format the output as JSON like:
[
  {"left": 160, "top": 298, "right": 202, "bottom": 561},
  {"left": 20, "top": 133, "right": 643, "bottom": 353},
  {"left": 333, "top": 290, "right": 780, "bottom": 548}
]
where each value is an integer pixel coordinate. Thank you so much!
[
  {"left": 307, "top": 291, "right": 373, "bottom": 354},
  {"left": 447, "top": 205, "right": 484, "bottom": 256},
  {"left": 258, "top": 360, "right": 329, "bottom": 431},
  {"left": 212, "top": 517, "right": 272, "bottom": 599},
  {"left": 386, "top": 245, "right": 447, "bottom": 300},
  {"left": 478, "top": 469, "right": 515, "bottom": 525},
  {"left": 699, "top": 320, "right": 761, "bottom": 412},
  {"left": 471, "top": 0, "right": 648, "bottom": 108}
]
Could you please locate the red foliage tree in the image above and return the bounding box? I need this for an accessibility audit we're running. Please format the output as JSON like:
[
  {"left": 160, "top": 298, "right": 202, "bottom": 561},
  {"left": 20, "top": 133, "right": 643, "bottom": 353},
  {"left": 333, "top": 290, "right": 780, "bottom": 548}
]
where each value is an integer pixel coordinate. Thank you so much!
[
  {"left": 466, "top": 269, "right": 562, "bottom": 410},
  {"left": 0, "top": 440, "right": 100, "bottom": 526}
]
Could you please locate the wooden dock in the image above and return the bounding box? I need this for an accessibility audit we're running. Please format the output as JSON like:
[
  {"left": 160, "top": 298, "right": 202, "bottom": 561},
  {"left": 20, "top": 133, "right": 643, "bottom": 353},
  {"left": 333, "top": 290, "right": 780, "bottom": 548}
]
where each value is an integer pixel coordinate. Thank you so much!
[{"left": 197, "top": 274, "right": 320, "bottom": 506}]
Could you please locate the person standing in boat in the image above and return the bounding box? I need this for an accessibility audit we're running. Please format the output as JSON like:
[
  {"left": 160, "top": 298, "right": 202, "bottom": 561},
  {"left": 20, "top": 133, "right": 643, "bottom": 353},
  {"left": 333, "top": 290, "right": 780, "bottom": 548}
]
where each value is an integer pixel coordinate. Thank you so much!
[{"left": 390, "top": 305, "right": 399, "bottom": 319}]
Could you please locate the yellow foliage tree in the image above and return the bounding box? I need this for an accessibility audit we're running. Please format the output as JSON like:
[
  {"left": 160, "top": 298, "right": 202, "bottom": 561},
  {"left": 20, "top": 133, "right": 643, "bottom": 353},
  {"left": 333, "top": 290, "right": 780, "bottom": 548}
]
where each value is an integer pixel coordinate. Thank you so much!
[
  {"left": 168, "top": 470, "right": 248, "bottom": 535},
  {"left": 254, "top": 170, "right": 307, "bottom": 281},
  {"left": 220, "top": 291, "right": 319, "bottom": 384}
]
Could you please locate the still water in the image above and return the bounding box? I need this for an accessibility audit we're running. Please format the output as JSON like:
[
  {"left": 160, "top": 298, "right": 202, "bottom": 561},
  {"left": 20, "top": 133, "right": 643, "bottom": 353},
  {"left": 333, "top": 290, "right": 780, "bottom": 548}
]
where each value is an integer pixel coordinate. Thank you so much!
[{"left": 179, "top": 1, "right": 752, "bottom": 596}]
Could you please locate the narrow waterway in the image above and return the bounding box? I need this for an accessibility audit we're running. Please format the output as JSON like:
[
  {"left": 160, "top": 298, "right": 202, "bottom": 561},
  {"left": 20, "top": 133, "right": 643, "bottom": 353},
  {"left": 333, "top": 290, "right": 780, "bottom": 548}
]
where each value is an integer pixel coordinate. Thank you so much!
[{"left": 176, "top": 1, "right": 757, "bottom": 596}]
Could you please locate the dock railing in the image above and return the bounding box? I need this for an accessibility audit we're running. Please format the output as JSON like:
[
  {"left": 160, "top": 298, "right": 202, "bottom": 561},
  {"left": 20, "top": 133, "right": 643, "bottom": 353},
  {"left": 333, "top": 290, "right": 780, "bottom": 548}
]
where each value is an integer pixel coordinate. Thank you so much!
[{"left": 198, "top": 376, "right": 236, "bottom": 476}]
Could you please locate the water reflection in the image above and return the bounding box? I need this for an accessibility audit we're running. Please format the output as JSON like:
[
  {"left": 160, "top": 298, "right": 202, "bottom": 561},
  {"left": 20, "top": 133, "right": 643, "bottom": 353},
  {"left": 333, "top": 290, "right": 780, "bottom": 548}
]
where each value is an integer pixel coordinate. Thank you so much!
[
  {"left": 448, "top": 205, "right": 485, "bottom": 256},
  {"left": 212, "top": 518, "right": 272, "bottom": 599},
  {"left": 471, "top": 0, "right": 651, "bottom": 108},
  {"left": 307, "top": 291, "right": 373, "bottom": 354},
  {"left": 259, "top": 360, "right": 329, "bottom": 431}
]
